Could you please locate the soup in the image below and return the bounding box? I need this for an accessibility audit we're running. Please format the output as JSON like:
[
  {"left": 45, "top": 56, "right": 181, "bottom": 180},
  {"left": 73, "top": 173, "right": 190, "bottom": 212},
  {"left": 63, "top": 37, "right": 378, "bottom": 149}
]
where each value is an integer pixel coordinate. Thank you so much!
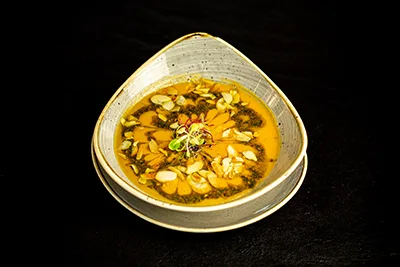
[{"left": 115, "top": 77, "right": 280, "bottom": 206}]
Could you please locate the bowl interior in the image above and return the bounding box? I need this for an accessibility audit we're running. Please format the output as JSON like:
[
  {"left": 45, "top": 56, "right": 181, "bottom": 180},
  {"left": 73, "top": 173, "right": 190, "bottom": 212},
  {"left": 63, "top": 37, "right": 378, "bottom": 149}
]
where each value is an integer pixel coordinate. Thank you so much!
[{"left": 94, "top": 33, "right": 306, "bottom": 208}]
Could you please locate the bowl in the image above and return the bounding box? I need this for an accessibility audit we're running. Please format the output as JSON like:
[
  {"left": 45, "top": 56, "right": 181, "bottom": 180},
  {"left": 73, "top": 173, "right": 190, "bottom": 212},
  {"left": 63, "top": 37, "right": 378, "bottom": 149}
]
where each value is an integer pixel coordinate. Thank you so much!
[
  {"left": 91, "top": 140, "right": 307, "bottom": 232},
  {"left": 92, "top": 32, "right": 308, "bottom": 231}
]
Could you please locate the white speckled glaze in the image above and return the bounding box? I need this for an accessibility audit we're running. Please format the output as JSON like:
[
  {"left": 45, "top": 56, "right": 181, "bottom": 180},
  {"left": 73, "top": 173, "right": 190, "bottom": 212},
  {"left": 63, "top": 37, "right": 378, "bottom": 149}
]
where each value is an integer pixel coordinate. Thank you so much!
[{"left": 92, "top": 32, "right": 308, "bottom": 219}]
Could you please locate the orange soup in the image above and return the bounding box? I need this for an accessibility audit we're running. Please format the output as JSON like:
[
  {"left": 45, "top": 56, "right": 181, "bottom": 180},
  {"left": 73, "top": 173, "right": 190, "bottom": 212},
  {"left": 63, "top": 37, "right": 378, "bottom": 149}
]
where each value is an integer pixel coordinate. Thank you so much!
[{"left": 115, "top": 77, "right": 280, "bottom": 206}]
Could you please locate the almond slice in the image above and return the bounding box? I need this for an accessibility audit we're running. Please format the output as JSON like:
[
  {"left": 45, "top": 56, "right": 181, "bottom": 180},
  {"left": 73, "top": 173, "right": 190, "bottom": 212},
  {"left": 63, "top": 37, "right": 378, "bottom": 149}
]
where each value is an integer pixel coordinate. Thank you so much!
[{"left": 155, "top": 171, "right": 177, "bottom": 182}]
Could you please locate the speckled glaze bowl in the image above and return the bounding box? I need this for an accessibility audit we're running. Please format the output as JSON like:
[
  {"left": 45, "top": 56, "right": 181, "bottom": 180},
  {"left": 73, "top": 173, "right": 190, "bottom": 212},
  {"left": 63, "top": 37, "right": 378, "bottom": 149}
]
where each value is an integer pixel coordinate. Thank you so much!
[{"left": 92, "top": 32, "right": 308, "bottom": 232}]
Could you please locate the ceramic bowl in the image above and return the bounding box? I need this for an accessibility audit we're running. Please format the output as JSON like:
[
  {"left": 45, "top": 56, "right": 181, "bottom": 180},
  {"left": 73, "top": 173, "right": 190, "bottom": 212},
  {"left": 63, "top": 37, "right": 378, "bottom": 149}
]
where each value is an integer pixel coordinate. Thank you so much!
[
  {"left": 91, "top": 140, "right": 307, "bottom": 232},
  {"left": 92, "top": 32, "right": 308, "bottom": 230}
]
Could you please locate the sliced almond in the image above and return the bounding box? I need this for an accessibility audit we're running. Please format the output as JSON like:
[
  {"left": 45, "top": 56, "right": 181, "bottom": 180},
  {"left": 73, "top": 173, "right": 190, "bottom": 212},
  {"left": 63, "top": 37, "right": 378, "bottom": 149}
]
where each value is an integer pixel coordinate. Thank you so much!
[
  {"left": 213, "top": 156, "right": 222, "bottom": 164},
  {"left": 242, "top": 132, "right": 253, "bottom": 139},
  {"left": 148, "top": 139, "right": 159, "bottom": 153},
  {"left": 124, "top": 120, "right": 140, "bottom": 127},
  {"left": 212, "top": 161, "right": 224, "bottom": 177},
  {"left": 233, "top": 163, "right": 244, "bottom": 174},
  {"left": 222, "top": 157, "right": 232, "bottom": 173},
  {"left": 158, "top": 148, "right": 168, "bottom": 157},
  {"left": 221, "top": 92, "right": 233, "bottom": 104},
  {"left": 170, "top": 106, "right": 181, "bottom": 112},
  {"left": 136, "top": 144, "right": 145, "bottom": 160},
  {"left": 216, "top": 100, "right": 226, "bottom": 113},
  {"left": 170, "top": 122, "right": 179, "bottom": 129},
  {"left": 155, "top": 171, "right": 177, "bottom": 182},
  {"left": 158, "top": 114, "right": 167, "bottom": 122},
  {"left": 130, "top": 164, "right": 139, "bottom": 174},
  {"left": 234, "top": 156, "right": 244, "bottom": 162},
  {"left": 124, "top": 131, "right": 134, "bottom": 139},
  {"left": 131, "top": 145, "right": 138, "bottom": 156},
  {"left": 200, "top": 93, "right": 215, "bottom": 99},
  {"left": 175, "top": 95, "right": 186, "bottom": 106},
  {"left": 168, "top": 166, "right": 186, "bottom": 180},
  {"left": 222, "top": 129, "right": 231, "bottom": 138},
  {"left": 243, "top": 150, "right": 258, "bottom": 161},
  {"left": 138, "top": 176, "right": 147, "bottom": 185},
  {"left": 232, "top": 91, "right": 240, "bottom": 104},
  {"left": 177, "top": 166, "right": 187, "bottom": 173},
  {"left": 187, "top": 174, "right": 212, "bottom": 194},
  {"left": 198, "top": 170, "right": 209, "bottom": 178},
  {"left": 233, "top": 129, "right": 252, "bottom": 142},
  {"left": 186, "top": 160, "right": 204, "bottom": 174},
  {"left": 162, "top": 100, "right": 175, "bottom": 111},
  {"left": 151, "top": 95, "right": 171, "bottom": 105},
  {"left": 120, "top": 140, "right": 132, "bottom": 150},
  {"left": 227, "top": 145, "right": 238, "bottom": 158}
]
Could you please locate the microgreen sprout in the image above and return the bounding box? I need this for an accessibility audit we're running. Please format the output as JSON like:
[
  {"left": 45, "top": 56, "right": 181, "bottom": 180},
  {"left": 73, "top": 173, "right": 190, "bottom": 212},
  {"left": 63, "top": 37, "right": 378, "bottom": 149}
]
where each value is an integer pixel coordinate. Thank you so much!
[{"left": 168, "top": 117, "right": 214, "bottom": 158}]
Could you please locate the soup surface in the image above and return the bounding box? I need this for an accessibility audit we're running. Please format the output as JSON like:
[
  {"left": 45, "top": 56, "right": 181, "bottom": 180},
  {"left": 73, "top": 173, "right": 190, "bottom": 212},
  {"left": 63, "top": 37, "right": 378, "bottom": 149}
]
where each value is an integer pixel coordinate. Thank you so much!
[{"left": 115, "top": 77, "right": 280, "bottom": 206}]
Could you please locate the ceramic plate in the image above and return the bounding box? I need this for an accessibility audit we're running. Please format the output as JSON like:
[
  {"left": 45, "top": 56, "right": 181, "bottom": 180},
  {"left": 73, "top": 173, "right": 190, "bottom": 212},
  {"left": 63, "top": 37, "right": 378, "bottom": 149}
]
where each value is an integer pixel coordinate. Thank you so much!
[{"left": 91, "top": 140, "right": 307, "bottom": 233}]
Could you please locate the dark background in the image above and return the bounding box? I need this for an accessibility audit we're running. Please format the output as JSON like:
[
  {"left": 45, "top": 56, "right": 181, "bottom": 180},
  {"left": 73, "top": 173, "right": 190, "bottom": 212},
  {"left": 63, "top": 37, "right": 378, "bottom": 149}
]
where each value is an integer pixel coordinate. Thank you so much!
[{"left": 63, "top": 1, "right": 392, "bottom": 266}]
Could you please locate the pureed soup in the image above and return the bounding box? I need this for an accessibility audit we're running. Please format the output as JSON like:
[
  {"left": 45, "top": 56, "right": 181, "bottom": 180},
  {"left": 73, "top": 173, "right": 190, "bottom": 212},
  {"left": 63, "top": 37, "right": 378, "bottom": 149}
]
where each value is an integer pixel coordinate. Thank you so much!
[{"left": 115, "top": 77, "right": 280, "bottom": 206}]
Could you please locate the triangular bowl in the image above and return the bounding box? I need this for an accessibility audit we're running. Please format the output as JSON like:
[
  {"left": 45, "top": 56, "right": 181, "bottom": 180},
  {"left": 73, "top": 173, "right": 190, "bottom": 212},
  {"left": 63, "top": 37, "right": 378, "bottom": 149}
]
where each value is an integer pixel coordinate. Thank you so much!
[{"left": 93, "top": 32, "right": 307, "bottom": 213}]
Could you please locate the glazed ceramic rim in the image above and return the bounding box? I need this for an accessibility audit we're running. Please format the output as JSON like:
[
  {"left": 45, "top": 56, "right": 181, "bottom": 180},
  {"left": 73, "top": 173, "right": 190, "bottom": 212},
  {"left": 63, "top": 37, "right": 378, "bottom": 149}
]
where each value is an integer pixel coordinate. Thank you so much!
[
  {"left": 93, "top": 32, "right": 308, "bottom": 213},
  {"left": 91, "top": 139, "right": 308, "bottom": 233}
]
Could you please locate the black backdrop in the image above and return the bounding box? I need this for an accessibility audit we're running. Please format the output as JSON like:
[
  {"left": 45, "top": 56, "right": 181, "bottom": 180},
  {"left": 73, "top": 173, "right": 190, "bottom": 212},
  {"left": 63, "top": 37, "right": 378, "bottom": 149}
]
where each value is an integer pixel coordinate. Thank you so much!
[{"left": 63, "top": 1, "right": 391, "bottom": 266}]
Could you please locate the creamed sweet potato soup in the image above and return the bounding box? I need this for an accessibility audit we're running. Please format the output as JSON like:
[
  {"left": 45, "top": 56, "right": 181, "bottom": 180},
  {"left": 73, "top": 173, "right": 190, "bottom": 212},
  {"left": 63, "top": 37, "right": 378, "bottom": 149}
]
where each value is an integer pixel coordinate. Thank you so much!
[{"left": 115, "top": 77, "right": 280, "bottom": 206}]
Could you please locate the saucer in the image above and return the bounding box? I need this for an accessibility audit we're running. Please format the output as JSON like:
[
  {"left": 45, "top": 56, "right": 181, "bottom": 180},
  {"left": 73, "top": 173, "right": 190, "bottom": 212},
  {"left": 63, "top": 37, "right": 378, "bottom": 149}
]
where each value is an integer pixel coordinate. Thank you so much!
[{"left": 91, "top": 140, "right": 307, "bottom": 233}]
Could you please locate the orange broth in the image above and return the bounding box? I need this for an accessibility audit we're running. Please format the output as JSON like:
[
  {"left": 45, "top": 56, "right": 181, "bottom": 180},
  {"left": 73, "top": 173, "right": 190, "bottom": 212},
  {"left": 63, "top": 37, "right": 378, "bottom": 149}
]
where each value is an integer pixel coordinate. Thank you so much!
[{"left": 115, "top": 77, "right": 280, "bottom": 206}]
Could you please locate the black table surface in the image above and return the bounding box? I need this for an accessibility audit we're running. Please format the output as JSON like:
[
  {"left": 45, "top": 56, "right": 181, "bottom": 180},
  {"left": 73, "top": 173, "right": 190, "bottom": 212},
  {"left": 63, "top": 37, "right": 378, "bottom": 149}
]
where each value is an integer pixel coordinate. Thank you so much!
[{"left": 63, "top": 2, "right": 392, "bottom": 266}]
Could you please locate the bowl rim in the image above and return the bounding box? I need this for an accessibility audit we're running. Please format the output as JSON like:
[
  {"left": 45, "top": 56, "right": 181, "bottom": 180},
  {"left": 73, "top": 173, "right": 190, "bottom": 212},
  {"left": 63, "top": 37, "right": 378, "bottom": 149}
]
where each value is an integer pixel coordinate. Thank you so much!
[{"left": 93, "top": 32, "right": 308, "bottom": 212}]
